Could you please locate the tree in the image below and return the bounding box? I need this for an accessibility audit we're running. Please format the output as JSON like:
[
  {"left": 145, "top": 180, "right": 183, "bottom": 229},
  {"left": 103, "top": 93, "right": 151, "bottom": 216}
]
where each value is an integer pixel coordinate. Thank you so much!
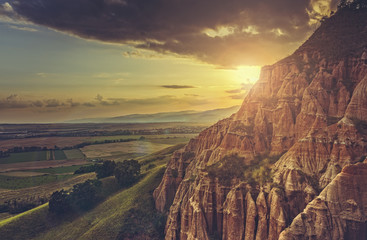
[
  {"left": 49, "top": 190, "right": 70, "bottom": 214},
  {"left": 70, "top": 179, "right": 101, "bottom": 211},
  {"left": 95, "top": 160, "right": 116, "bottom": 179},
  {"left": 114, "top": 160, "right": 141, "bottom": 187}
]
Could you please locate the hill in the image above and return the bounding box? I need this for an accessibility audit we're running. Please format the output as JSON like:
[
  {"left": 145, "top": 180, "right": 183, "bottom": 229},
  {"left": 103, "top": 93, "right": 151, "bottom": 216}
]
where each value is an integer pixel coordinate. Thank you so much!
[
  {"left": 66, "top": 106, "right": 240, "bottom": 124},
  {"left": 0, "top": 144, "right": 183, "bottom": 240}
]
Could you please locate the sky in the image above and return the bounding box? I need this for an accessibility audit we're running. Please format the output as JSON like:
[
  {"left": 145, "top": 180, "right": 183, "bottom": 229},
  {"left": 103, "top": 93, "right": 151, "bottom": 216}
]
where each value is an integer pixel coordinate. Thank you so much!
[{"left": 0, "top": 0, "right": 338, "bottom": 123}]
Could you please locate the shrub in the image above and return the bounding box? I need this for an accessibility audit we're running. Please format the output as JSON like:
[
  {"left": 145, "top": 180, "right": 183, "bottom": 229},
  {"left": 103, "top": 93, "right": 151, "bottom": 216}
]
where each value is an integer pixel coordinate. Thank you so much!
[
  {"left": 74, "top": 164, "right": 96, "bottom": 174},
  {"left": 49, "top": 179, "right": 102, "bottom": 214},
  {"left": 114, "top": 160, "right": 141, "bottom": 187},
  {"left": 70, "top": 179, "right": 102, "bottom": 211},
  {"left": 49, "top": 190, "right": 71, "bottom": 214},
  {"left": 206, "top": 153, "right": 246, "bottom": 186},
  {"left": 95, "top": 160, "right": 116, "bottom": 179}
]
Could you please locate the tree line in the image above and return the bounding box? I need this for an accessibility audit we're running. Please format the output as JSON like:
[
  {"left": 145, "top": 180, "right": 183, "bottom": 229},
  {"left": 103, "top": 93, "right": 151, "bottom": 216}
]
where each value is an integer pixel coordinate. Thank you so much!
[{"left": 49, "top": 160, "right": 141, "bottom": 214}]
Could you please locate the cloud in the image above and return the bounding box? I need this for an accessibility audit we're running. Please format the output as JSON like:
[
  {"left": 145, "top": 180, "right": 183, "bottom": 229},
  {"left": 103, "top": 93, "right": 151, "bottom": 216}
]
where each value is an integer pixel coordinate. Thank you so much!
[
  {"left": 161, "top": 85, "right": 196, "bottom": 89},
  {"left": 185, "top": 94, "right": 199, "bottom": 97},
  {"left": 106, "top": 95, "right": 208, "bottom": 106},
  {"left": 0, "top": 93, "right": 209, "bottom": 110},
  {"left": 44, "top": 99, "right": 62, "bottom": 108},
  {"left": 226, "top": 89, "right": 241, "bottom": 94},
  {"left": 225, "top": 82, "right": 254, "bottom": 97},
  {"left": 0, "top": 95, "right": 80, "bottom": 110},
  {"left": 1, "top": 0, "right": 338, "bottom": 67},
  {"left": 9, "top": 24, "right": 37, "bottom": 32},
  {"left": 83, "top": 102, "right": 96, "bottom": 107},
  {"left": 229, "top": 93, "right": 247, "bottom": 100}
]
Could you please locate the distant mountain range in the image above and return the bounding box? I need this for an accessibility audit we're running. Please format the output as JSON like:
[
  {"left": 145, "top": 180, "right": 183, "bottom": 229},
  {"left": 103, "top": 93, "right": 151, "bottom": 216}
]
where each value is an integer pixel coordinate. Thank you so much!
[{"left": 66, "top": 106, "right": 240, "bottom": 124}]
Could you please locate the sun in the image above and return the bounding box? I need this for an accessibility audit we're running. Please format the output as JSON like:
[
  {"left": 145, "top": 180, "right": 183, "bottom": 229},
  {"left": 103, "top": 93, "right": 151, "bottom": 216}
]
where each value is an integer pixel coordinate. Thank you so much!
[{"left": 233, "top": 65, "right": 261, "bottom": 84}]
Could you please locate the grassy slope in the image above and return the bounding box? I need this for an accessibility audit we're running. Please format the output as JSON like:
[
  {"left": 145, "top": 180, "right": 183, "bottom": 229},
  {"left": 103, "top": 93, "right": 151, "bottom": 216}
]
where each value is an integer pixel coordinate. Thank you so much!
[
  {"left": 36, "top": 166, "right": 165, "bottom": 240},
  {"left": 0, "top": 204, "right": 50, "bottom": 240},
  {"left": 0, "top": 143, "right": 186, "bottom": 240},
  {"left": 0, "top": 166, "right": 165, "bottom": 240}
]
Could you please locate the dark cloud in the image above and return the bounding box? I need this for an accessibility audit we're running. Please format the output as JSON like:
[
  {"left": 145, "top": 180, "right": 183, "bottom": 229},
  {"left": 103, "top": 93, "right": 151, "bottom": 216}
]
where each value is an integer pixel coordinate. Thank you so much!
[
  {"left": 31, "top": 100, "right": 43, "bottom": 107},
  {"left": 44, "top": 99, "right": 62, "bottom": 108},
  {"left": 1, "top": 0, "right": 338, "bottom": 67},
  {"left": 161, "top": 85, "right": 196, "bottom": 89},
  {"left": 0, "top": 94, "right": 29, "bottom": 108},
  {"left": 0, "top": 95, "right": 80, "bottom": 109}
]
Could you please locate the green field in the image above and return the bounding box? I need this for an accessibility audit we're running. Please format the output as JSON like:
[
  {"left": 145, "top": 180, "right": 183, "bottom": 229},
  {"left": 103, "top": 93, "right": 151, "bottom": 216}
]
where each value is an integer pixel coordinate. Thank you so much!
[
  {"left": 63, "top": 149, "right": 85, "bottom": 159},
  {"left": 0, "top": 150, "right": 68, "bottom": 164},
  {"left": 0, "top": 174, "right": 74, "bottom": 190},
  {"left": 0, "top": 149, "right": 85, "bottom": 165},
  {"left": 31, "top": 164, "right": 92, "bottom": 175},
  {"left": 81, "top": 140, "right": 173, "bottom": 162}
]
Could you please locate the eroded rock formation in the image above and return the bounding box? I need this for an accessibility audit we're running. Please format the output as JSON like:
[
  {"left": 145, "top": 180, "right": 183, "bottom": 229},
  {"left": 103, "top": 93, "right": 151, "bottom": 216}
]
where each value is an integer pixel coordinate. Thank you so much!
[{"left": 154, "top": 8, "right": 367, "bottom": 240}]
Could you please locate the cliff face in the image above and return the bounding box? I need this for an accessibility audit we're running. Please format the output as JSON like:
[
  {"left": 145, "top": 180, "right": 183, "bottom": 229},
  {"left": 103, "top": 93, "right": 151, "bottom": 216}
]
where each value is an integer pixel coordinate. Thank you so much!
[
  {"left": 279, "top": 162, "right": 367, "bottom": 240},
  {"left": 154, "top": 8, "right": 367, "bottom": 240}
]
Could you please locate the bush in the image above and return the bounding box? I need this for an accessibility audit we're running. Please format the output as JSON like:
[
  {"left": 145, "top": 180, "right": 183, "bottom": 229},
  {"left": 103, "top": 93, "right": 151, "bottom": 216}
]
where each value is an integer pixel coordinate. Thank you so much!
[
  {"left": 95, "top": 160, "right": 116, "bottom": 179},
  {"left": 74, "top": 164, "right": 96, "bottom": 174},
  {"left": 49, "top": 179, "right": 102, "bottom": 214},
  {"left": 70, "top": 179, "right": 102, "bottom": 211},
  {"left": 206, "top": 153, "right": 246, "bottom": 186},
  {"left": 49, "top": 190, "right": 71, "bottom": 214},
  {"left": 206, "top": 152, "right": 282, "bottom": 187},
  {"left": 114, "top": 160, "right": 141, "bottom": 187}
]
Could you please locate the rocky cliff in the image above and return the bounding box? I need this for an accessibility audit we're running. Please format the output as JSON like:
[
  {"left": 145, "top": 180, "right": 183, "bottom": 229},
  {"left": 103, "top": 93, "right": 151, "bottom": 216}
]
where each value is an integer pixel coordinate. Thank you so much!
[{"left": 154, "top": 7, "right": 367, "bottom": 240}]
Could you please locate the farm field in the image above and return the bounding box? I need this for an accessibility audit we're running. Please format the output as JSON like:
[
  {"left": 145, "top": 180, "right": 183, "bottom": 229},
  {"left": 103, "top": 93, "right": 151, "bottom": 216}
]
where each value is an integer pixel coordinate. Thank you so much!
[
  {"left": 0, "top": 171, "right": 46, "bottom": 177},
  {"left": 0, "top": 149, "right": 84, "bottom": 165},
  {"left": 0, "top": 174, "right": 74, "bottom": 190},
  {"left": 0, "top": 159, "right": 90, "bottom": 173},
  {"left": 0, "top": 173, "right": 95, "bottom": 203},
  {"left": 30, "top": 164, "right": 92, "bottom": 174},
  {"left": 0, "top": 128, "right": 194, "bottom": 227},
  {"left": 80, "top": 136, "right": 194, "bottom": 162},
  {"left": 63, "top": 149, "right": 85, "bottom": 159},
  {"left": 0, "top": 137, "right": 89, "bottom": 151},
  {"left": 0, "top": 150, "right": 67, "bottom": 164},
  {"left": 0, "top": 133, "right": 197, "bottom": 151}
]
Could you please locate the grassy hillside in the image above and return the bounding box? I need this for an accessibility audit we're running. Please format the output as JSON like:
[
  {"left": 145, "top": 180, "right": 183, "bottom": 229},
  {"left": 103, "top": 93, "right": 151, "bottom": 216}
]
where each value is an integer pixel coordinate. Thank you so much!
[{"left": 0, "top": 143, "right": 183, "bottom": 240}]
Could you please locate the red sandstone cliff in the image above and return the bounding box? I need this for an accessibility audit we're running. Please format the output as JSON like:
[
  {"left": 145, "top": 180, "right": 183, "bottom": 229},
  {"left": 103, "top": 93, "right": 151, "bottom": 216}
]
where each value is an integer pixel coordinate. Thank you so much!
[{"left": 154, "top": 8, "right": 367, "bottom": 240}]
